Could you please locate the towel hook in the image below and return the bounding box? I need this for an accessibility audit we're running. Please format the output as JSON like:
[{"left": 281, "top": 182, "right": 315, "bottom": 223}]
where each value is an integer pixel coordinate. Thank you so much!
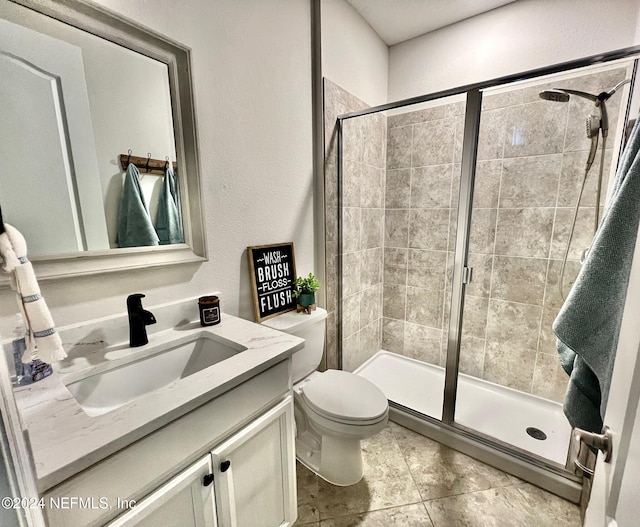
[
  {"left": 127, "top": 149, "right": 132, "bottom": 166},
  {"left": 145, "top": 152, "right": 151, "bottom": 173},
  {"left": 164, "top": 156, "right": 169, "bottom": 171}
]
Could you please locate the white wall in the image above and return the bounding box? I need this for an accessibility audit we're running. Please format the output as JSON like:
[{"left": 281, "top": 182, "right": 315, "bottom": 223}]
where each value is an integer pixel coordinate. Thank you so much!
[
  {"left": 389, "top": 0, "right": 640, "bottom": 101},
  {"left": 0, "top": 0, "right": 314, "bottom": 334},
  {"left": 321, "top": 0, "right": 388, "bottom": 107}
]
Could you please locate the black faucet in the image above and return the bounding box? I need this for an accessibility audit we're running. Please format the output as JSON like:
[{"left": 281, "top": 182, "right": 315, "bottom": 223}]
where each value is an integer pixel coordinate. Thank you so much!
[{"left": 127, "top": 294, "right": 157, "bottom": 347}]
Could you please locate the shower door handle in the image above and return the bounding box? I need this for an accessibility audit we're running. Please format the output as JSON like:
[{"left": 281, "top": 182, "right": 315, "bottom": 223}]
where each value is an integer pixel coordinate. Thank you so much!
[
  {"left": 567, "top": 425, "right": 613, "bottom": 476},
  {"left": 574, "top": 426, "right": 613, "bottom": 462}
]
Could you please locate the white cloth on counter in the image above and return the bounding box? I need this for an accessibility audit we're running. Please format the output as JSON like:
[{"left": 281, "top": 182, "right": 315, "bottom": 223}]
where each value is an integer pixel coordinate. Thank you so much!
[{"left": 0, "top": 223, "right": 66, "bottom": 363}]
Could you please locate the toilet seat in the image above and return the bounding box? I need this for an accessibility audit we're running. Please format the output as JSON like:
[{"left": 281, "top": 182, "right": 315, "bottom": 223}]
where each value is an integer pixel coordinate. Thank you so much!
[{"left": 300, "top": 370, "right": 388, "bottom": 425}]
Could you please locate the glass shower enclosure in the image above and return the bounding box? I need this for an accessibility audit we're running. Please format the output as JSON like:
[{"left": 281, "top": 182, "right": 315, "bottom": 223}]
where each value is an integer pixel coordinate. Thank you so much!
[{"left": 332, "top": 48, "right": 640, "bottom": 500}]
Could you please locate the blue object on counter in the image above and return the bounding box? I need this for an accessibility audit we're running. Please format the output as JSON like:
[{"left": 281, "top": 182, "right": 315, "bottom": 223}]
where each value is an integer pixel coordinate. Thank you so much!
[{"left": 12, "top": 337, "right": 53, "bottom": 385}]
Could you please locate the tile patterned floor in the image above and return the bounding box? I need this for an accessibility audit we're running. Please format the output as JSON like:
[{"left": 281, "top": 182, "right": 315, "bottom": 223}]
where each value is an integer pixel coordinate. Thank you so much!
[{"left": 294, "top": 422, "right": 581, "bottom": 527}]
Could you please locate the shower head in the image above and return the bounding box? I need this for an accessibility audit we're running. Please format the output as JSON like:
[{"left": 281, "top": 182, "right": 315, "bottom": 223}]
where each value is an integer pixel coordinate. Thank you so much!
[
  {"left": 539, "top": 79, "right": 630, "bottom": 139},
  {"left": 539, "top": 89, "right": 570, "bottom": 103},
  {"left": 539, "top": 87, "right": 597, "bottom": 102},
  {"left": 539, "top": 79, "right": 631, "bottom": 105}
]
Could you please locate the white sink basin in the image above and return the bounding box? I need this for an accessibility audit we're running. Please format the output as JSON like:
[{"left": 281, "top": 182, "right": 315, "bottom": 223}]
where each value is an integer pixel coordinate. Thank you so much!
[{"left": 64, "top": 333, "right": 247, "bottom": 416}]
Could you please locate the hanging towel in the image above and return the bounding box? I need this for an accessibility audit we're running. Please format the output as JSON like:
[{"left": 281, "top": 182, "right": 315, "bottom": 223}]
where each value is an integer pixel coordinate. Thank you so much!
[
  {"left": 117, "top": 163, "right": 159, "bottom": 248},
  {"left": 156, "top": 165, "right": 184, "bottom": 245},
  {"left": 0, "top": 223, "right": 66, "bottom": 364},
  {"left": 553, "top": 117, "right": 640, "bottom": 433}
]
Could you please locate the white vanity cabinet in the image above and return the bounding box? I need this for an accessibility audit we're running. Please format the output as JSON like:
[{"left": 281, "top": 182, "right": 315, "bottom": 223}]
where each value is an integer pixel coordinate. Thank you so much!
[
  {"left": 108, "top": 455, "right": 217, "bottom": 527},
  {"left": 41, "top": 360, "right": 298, "bottom": 527},
  {"left": 210, "top": 396, "right": 296, "bottom": 527},
  {"left": 107, "top": 396, "right": 296, "bottom": 527}
]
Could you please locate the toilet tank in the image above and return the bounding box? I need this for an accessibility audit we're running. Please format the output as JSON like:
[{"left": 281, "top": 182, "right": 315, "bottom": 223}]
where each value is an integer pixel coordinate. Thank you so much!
[{"left": 262, "top": 307, "right": 327, "bottom": 383}]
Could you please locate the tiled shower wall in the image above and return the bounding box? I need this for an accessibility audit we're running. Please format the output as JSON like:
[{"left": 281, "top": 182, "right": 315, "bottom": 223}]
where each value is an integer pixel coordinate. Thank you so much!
[
  {"left": 324, "top": 67, "right": 628, "bottom": 403},
  {"left": 380, "top": 67, "right": 627, "bottom": 402},
  {"left": 323, "top": 79, "right": 387, "bottom": 372},
  {"left": 381, "top": 101, "right": 464, "bottom": 370}
]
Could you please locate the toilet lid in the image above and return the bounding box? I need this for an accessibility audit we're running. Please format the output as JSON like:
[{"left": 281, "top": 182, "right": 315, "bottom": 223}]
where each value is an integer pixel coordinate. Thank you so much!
[{"left": 301, "top": 370, "right": 388, "bottom": 422}]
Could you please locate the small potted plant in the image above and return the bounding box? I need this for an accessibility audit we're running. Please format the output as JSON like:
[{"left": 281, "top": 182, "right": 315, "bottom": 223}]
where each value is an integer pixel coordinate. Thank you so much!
[{"left": 293, "top": 272, "right": 320, "bottom": 309}]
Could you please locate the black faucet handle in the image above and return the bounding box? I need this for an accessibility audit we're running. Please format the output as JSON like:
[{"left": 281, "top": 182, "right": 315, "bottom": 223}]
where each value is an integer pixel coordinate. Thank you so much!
[
  {"left": 127, "top": 294, "right": 155, "bottom": 347},
  {"left": 127, "top": 293, "right": 146, "bottom": 311}
]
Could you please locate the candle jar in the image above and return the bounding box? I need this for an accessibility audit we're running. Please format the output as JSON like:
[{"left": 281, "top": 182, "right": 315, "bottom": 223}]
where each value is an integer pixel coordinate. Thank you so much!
[{"left": 199, "top": 296, "right": 221, "bottom": 326}]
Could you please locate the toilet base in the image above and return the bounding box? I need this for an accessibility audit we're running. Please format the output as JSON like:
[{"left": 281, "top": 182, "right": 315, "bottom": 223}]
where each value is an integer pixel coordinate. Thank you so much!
[
  {"left": 292, "top": 371, "right": 388, "bottom": 487},
  {"left": 296, "top": 433, "right": 364, "bottom": 486}
]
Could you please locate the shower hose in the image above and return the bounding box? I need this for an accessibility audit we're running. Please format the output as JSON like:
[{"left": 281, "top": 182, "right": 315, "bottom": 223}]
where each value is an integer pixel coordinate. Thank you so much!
[{"left": 558, "top": 135, "right": 608, "bottom": 302}]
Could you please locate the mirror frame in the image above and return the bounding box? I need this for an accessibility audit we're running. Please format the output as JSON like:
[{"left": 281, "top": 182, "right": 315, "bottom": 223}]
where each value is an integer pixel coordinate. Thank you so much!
[{"left": 2, "top": 0, "right": 207, "bottom": 283}]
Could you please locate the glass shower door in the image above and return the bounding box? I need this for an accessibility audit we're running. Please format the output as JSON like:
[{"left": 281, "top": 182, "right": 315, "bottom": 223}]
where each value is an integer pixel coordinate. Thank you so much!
[
  {"left": 335, "top": 88, "right": 466, "bottom": 423},
  {"left": 453, "top": 63, "right": 633, "bottom": 465},
  {"left": 381, "top": 96, "right": 466, "bottom": 422}
]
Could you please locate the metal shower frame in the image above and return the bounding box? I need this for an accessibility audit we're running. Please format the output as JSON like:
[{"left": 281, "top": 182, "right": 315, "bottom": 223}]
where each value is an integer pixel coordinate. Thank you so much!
[{"left": 335, "top": 44, "right": 640, "bottom": 502}]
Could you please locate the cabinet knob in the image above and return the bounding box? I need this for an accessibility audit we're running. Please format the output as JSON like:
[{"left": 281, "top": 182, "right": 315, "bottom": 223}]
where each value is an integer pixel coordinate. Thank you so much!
[
  {"left": 203, "top": 473, "right": 214, "bottom": 486},
  {"left": 220, "top": 460, "right": 231, "bottom": 472}
]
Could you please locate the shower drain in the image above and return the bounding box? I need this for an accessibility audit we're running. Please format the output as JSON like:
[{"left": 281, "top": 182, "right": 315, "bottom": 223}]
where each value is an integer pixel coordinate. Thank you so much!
[{"left": 526, "top": 427, "right": 547, "bottom": 441}]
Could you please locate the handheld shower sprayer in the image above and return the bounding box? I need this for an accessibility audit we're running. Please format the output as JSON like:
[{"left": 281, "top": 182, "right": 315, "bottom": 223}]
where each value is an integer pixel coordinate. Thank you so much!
[{"left": 585, "top": 114, "right": 601, "bottom": 172}]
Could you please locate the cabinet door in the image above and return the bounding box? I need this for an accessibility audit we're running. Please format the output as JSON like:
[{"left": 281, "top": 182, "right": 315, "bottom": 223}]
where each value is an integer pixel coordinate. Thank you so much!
[
  {"left": 211, "top": 396, "right": 296, "bottom": 527},
  {"left": 108, "top": 455, "right": 217, "bottom": 527}
]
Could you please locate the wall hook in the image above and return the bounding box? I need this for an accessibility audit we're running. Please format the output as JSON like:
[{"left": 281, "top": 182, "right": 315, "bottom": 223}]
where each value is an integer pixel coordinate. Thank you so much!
[{"left": 119, "top": 151, "right": 174, "bottom": 175}]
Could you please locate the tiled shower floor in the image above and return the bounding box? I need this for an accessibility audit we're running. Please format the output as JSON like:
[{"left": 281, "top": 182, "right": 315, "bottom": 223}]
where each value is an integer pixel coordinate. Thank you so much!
[{"left": 294, "top": 422, "right": 580, "bottom": 526}]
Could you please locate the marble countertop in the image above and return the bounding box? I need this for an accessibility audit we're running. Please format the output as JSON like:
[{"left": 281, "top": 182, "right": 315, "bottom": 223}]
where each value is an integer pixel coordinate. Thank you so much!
[{"left": 7, "top": 298, "right": 304, "bottom": 493}]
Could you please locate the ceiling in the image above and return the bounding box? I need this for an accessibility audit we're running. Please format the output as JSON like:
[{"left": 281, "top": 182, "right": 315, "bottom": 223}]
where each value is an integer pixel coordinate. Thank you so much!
[{"left": 346, "top": 0, "right": 519, "bottom": 46}]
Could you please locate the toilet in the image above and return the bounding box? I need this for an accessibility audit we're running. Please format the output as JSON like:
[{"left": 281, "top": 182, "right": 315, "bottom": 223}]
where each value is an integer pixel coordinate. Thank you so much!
[{"left": 263, "top": 307, "right": 388, "bottom": 486}]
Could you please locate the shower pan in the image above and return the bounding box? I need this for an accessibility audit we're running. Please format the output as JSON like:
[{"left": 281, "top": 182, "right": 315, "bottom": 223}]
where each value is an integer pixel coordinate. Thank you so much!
[{"left": 330, "top": 49, "right": 639, "bottom": 502}]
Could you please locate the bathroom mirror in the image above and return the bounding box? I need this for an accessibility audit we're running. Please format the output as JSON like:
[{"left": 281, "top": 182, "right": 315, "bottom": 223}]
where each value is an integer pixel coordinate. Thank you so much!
[{"left": 0, "top": 0, "right": 206, "bottom": 282}]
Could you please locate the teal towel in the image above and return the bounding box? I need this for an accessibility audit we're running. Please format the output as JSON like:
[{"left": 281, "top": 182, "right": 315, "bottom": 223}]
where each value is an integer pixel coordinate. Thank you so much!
[
  {"left": 117, "top": 163, "right": 159, "bottom": 248},
  {"left": 553, "top": 118, "right": 640, "bottom": 433},
  {"left": 156, "top": 165, "right": 184, "bottom": 245}
]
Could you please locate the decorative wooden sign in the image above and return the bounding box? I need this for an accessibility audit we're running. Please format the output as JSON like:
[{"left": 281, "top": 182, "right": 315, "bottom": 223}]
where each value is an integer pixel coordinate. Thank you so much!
[{"left": 247, "top": 242, "right": 297, "bottom": 322}]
